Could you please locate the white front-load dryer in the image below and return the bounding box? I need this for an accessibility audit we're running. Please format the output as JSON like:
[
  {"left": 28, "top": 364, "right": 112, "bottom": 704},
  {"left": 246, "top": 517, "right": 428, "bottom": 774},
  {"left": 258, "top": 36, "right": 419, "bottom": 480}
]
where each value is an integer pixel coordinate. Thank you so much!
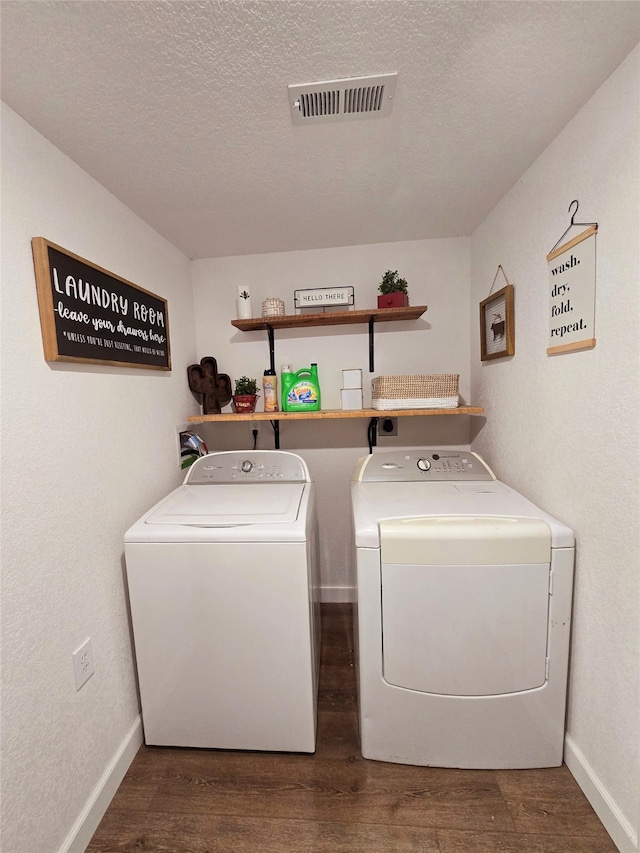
[
  {"left": 125, "top": 450, "right": 320, "bottom": 752},
  {"left": 350, "top": 449, "right": 575, "bottom": 769}
]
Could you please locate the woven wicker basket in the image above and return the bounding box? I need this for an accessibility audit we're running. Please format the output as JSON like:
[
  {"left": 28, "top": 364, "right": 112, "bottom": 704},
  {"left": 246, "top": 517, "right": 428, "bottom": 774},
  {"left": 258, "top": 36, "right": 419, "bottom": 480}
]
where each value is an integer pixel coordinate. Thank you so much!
[
  {"left": 261, "top": 297, "right": 285, "bottom": 317},
  {"left": 371, "top": 374, "right": 459, "bottom": 410}
]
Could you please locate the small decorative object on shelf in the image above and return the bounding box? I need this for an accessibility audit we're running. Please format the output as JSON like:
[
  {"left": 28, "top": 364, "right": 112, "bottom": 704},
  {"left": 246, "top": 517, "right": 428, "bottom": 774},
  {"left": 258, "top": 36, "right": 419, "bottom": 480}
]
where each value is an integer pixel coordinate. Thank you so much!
[
  {"left": 236, "top": 285, "right": 253, "bottom": 320},
  {"left": 378, "top": 270, "right": 409, "bottom": 308},
  {"left": 232, "top": 376, "right": 259, "bottom": 413},
  {"left": 262, "top": 296, "right": 285, "bottom": 317},
  {"left": 187, "top": 356, "right": 232, "bottom": 414},
  {"left": 294, "top": 286, "right": 355, "bottom": 311}
]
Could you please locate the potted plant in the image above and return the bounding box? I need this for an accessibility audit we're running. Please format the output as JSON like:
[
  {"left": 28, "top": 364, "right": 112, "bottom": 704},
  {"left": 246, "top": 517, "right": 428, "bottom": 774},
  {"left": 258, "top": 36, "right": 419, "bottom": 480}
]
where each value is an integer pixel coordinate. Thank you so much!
[
  {"left": 232, "top": 376, "right": 259, "bottom": 413},
  {"left": 378, "top": 269, "right": 409, "bottom": 308}
]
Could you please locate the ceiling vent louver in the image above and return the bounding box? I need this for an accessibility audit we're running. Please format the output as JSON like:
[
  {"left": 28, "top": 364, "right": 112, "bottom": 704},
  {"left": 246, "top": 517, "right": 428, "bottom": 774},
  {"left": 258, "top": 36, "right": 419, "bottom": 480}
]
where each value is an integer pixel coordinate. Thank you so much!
[{"left": 288, "top": 73, "right": 397, "bottom": 125}]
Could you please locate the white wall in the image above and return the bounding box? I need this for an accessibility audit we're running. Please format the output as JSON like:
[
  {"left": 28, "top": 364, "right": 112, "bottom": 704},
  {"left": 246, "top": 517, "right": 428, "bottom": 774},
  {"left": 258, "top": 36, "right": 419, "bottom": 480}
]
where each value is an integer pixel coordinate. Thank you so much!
[
  {"left": 0, "top": 104, "right": 198, "bottom": 853},
  {"left": 470, "top": 46, "right": 639, "bottom": 852},
  {"left": 191, "top": 238, "right": 473, "bottom": 599}
]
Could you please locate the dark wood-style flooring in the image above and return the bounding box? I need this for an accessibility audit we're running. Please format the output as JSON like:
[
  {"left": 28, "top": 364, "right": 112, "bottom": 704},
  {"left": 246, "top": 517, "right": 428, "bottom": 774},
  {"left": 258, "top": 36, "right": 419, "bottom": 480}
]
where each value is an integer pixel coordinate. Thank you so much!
[{"left": 87, "top": 604, "right": 615, "bottom": 852}]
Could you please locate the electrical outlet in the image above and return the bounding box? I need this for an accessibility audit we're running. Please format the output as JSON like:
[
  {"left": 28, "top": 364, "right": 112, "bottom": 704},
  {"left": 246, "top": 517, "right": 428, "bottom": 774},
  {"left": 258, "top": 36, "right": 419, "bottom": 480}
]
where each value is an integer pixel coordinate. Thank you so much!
[
  {"left": 249, "top": 422, "right": 260, "bottom": 447},
  {"left": 378, "top": 417, "right": 398, "bottom": 437},
  {"left": 72, "top": 638, "right": 95, "bottom": 691}
]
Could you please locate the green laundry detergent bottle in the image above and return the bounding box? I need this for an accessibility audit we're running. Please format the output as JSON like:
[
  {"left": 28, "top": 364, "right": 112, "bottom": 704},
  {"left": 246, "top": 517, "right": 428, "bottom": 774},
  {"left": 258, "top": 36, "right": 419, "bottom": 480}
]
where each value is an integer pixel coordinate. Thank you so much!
[{"left": 281, "top": 363, "right": 321, "bottom": 412}]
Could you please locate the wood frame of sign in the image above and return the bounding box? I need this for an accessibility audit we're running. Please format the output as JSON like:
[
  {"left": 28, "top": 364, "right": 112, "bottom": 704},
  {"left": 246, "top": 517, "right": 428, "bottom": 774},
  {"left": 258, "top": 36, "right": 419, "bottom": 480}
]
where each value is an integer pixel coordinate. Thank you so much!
[
  {"left": 479, "top": 284, "right": 515, "bottom": 361},
  {"left": 31, "top": 238, "right": 171, "bottom": 370}
]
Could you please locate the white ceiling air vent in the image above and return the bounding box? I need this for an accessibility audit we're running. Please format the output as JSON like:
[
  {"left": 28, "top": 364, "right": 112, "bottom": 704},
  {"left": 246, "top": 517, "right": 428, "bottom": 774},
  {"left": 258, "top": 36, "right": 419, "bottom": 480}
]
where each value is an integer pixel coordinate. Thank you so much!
[{"left": 288, "top": 73, "right": 397, "bottom": 126}]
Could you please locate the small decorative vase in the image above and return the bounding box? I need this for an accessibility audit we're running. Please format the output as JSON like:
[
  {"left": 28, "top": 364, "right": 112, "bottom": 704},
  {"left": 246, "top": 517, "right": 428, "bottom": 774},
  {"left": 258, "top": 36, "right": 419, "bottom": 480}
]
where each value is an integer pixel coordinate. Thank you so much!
[
  {"left": 377, "top": 292, "right": 409, "bottom": 308},
  {"left": 237, "top": 286, "right": 252, "bottom": 319},
  {"left": 232, "top": 394, "right": 258, "bottom": 414}
]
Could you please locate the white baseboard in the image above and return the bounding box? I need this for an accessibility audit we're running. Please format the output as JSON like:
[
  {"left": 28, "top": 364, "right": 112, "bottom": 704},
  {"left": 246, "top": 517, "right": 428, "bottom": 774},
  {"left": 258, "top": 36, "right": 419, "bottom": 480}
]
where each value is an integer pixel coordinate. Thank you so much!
[
  {"left": 320, "top": 585, "right": 354, "bottom": 603},
  {"left": 59, "top": 715, "right": 143, "bottom": 853},
  {"left": 565, "top": 733, "right": 638, "bottom": 853}
]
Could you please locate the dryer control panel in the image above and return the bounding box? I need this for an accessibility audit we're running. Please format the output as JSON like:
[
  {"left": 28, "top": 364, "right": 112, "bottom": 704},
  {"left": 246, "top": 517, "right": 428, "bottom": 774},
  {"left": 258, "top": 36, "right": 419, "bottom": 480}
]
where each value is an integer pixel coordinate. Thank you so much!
[
  {"left": 186, "top": 450, "right": 311, "bottom": 484},
  {"left": 356, "top": 450, "right": 496, "bottom": 482}
]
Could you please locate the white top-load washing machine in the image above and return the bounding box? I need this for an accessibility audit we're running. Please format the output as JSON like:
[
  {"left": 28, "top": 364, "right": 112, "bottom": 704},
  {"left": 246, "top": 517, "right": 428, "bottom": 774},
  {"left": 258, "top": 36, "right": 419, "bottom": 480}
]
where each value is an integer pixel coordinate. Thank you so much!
[
  {"left": 351, "top": 449, "right": 575, "bottom": 769},
  {"left": 125, "top": 450, "right": 320, "bottom": 752}
]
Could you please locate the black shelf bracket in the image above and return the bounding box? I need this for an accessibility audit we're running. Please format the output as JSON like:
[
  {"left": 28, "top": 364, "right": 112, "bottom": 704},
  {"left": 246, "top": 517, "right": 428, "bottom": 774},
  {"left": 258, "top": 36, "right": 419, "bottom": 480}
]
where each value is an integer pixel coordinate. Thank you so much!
[
  {"left": 368, "top": 317, "right": 375, "bottom": 372},
  {"left": 266, "top": 325, "right": 275, "bottom": 373},
  {"left": 270, "top": 419, "right": 280, "bottom": 449},
  {"left": 367, "top": 417, "right": 378, "bottom": 453}
]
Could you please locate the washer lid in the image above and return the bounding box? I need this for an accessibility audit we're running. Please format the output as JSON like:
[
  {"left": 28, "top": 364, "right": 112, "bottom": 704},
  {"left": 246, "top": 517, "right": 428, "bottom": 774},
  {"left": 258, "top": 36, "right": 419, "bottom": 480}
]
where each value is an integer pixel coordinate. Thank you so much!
[{"left": 144, "top": 483, "right": 305, "bottom": 526}]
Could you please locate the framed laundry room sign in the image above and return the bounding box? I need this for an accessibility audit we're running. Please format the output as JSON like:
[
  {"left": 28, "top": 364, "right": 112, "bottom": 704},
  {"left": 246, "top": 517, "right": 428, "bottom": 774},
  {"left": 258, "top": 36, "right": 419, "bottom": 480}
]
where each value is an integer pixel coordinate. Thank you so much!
[
  {"left": 31, "top": 238, "right": 171, "bottom": 370},
  {"left": 546, "top": 225, "right": 597, "bottom": 355}
]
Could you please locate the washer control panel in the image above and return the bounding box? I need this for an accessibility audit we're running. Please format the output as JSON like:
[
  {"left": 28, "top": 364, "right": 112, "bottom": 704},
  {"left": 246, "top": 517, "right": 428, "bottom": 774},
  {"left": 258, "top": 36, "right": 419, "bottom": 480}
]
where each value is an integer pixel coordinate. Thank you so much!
[
  {"left": 357, "top": 450, "right": 495, "bottom": 482},
  {"left": 186, "top": 450, "right": 310, "bottom": 484}
]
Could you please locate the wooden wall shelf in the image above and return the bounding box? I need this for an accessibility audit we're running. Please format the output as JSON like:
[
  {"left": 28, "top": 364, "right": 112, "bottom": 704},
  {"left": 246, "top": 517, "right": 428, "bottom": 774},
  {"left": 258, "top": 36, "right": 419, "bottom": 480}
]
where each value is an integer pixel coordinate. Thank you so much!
[
  {"left": 188, "top": 406, "right": 484, "bottom": 424},
  {"left": 231, "top": 305, "right": 427, "bottom": 332},
  {"left": 231, "top": 305, "right": 428, "bottom": 373},
  {"left": 189, "top": 405, "right": 484, "bottom": 451}
]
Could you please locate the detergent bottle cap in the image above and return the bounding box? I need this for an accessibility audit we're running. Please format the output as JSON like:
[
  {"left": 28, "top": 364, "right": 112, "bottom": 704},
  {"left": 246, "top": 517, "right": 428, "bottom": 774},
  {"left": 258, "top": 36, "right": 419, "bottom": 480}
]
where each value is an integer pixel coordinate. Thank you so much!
[{"left": 281, "top": 364, "right": 292, "bottom": 373}]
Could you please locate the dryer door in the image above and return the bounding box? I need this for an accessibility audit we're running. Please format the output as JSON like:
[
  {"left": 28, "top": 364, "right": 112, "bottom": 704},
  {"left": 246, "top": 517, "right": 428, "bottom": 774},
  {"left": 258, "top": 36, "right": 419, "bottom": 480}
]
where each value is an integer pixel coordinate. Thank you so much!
[{"left": 380, "top": 516, "right": 552, "bottom": 696}]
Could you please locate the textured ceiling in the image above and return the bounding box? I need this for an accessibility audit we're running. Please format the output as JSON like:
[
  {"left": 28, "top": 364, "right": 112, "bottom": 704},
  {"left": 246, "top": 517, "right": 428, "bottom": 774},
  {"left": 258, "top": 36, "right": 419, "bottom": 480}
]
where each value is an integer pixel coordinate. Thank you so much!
[{"left": 2, "top": 1, "right": 639, "bottom": 259}]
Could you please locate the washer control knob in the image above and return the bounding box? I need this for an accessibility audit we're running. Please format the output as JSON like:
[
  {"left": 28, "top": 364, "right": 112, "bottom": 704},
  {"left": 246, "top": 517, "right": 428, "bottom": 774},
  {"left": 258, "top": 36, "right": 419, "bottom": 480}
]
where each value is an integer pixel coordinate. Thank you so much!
[
  {"left": 417, "top": 458, "right": 431, "bottom": 472},
  {"left": 241, "top": 460, "right": 253, "bottom": 473}
]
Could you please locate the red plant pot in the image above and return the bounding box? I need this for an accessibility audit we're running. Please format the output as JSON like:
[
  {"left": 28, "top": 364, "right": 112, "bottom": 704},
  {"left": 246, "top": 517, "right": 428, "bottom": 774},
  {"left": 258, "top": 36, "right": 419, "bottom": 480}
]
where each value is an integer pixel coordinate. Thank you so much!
[
  {"left": 232, "top": 395, "right": 258, "bottom": 413},
  {"left": 377, "top": 292, "right": 409, "bottom": 308}
]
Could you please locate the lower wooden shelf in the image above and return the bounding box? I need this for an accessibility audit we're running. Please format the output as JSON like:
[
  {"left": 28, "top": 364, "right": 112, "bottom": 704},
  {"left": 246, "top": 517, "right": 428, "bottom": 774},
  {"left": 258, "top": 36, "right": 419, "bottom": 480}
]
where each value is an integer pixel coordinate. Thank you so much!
[{"left": 188, "top": 406, "right": 484, "bottom": 423}]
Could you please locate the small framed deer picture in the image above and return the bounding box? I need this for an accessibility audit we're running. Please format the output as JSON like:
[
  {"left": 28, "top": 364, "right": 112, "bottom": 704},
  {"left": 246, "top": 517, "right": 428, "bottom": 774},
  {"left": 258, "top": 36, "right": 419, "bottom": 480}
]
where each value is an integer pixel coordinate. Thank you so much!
[{"left": 480, "top": 284, "right": 514, "bottom": 361}]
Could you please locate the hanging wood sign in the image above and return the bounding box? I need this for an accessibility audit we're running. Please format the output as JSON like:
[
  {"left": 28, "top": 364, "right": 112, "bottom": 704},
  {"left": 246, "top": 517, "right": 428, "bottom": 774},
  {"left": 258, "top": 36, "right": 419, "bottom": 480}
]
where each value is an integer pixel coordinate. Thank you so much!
[
  {"left": 479, "top": 266, "right": 515, "bottom": 362},
  {"left": 32, "top": 238, "right": 171, "bottom": 370},
  {"left": 546, "top": 225, "right": 597, "bottom": 355}
]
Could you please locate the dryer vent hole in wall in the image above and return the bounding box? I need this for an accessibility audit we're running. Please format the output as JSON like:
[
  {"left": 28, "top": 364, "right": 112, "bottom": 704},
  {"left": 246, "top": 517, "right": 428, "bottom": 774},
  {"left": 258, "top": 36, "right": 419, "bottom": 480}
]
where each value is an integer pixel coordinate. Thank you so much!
[{"left": 378, "top": 418, "right": 398, "bottom": 437}]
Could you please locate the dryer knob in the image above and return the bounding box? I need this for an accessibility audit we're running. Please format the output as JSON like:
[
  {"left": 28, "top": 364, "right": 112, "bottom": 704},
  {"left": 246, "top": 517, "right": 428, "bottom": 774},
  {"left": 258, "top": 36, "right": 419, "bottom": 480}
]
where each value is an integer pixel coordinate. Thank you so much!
[
  {"left": 417, "top": 458, "right": 431, "bottom": 472},
  {"left": 241, "top": 460, "right": 253, "bottom": 473}
]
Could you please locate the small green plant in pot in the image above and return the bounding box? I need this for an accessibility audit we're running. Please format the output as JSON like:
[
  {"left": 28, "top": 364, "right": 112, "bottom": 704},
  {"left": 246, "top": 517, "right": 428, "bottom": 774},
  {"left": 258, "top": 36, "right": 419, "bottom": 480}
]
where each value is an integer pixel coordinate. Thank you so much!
[
  {"left": 378, "top": 270, "right": 409, "bottom": 308},
  {"left": 233, "top": 376, "right": 259, "bottom": 413}
]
